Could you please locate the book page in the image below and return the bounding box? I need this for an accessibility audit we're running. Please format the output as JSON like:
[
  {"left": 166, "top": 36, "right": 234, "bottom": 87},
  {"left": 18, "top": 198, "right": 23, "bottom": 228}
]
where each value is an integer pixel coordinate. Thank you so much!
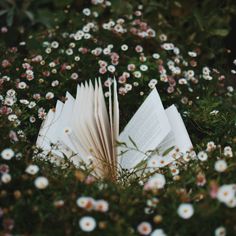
[
  {"left": 118, "top": 88, "right": 171, "bottom": 169},
  {"left": 164, "top": 105, "right": 193, "bottom": 153},
  {"left": 37, "top": 100, "right": 66, "bottom": 158},
  {"left": 57, "top": 92, "right": 76, "bottom": 151},
  {"left": 70, "top": 83, "right": 99, "bottom": 163},
  {"left": 96, "top": 79, "right": 113, "bottom": 172},
  {"left": 113, "top": 79, "right": 119, "bottom": 148},
  {"left": 108, "top": 80, "right": 115, "bottom": 171},
  {"left": 112, "top": 79, "right": 119, "bottom": 170},
  {"left": 94, "top": 80, "right": 109, "bottom": 161},
  {"left": 83, "top": 80, "right": 110, "bottom": 175},
  {"left": 36, "top": 108, "right": 55, "bottom": 150},
  {"left": 149, "top": 105, "right": 193, "bottom": 167},
  {"left": 108, "top": 79, "right": 119, "bottom": 175}
]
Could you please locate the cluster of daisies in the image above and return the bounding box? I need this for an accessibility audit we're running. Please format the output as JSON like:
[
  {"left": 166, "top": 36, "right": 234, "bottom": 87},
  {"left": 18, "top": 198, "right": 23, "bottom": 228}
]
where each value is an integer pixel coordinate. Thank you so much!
[{"left": 0, "top": 140, "right": 235, "bottom": 235}]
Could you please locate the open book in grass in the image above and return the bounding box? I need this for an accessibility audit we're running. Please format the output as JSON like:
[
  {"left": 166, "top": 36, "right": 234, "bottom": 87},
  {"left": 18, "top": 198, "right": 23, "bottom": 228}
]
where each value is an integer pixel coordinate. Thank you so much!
[{"left": 36, "top": 79, "right": 192, "bottom": 180}]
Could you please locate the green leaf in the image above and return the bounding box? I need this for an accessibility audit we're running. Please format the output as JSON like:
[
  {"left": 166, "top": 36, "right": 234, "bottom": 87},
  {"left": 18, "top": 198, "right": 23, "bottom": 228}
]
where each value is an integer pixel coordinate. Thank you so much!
[
  {"left": 193, "top": 11, "right": 204, "bottom": 31},
  {"left": 6, "top": 7, "right": 14, "bottom": 26},
  {"left": 162, "top": 146, "right": 175, "bottom": 156},
  {"left": 128, "top": 136, "right": 138, "bottom": 149},
  {"left": 210, "top": 29, "right": 229, "bottom": 37},
  {"left": 0, "top": 9, "right": 8, "bottom": 16},
  {"left": 134, "top": 159, "right": 147, "bottom": 170},
  {"left": 24, "top": 10, "right": 34, "bottom": 22},
  {"left": 116, "top": 140, "right": 127, "bottom": 147}
]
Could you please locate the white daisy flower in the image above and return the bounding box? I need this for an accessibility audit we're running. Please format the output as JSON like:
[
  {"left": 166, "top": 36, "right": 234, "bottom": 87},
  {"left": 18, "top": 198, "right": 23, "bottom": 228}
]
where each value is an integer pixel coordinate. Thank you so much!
[
  {"left": 215, "top": 226, "right": 226, "bottom": 236},
  {"left": 147, "top": 155, "right": 166, "bottom": 168},
  {"left": 51, "top": 80, "right": 59, "bottom": 87},
  {"left": 1, "top": 148, "right": 14, "bottom": 160},
  {"left": 1, "top": 173, "right": 12, "bottom": 184},
  {"left": 7, "top": 89, "right": 16, "bottom": 96},
  {"left": 217, "top": 185, "right": 235, "bottom": 204},
  {"left": 151, "top": 229, "right": 167, "bottom": 236},
  {"left": 76, "top": 197, "right": 94, "bottom": 210},
  {"left": 51, "top": 41, "right": 59, "bottom": 48},
  {"left": 179, "top": 78, "right": 187, "bottom": 85},
  {"left": 45, "top": 92, "right": 54, "bottom": 99},
  {"left": 137, "top": 222, "right": 152, "bottom": 235},
  {"left": 197, "top": 151, "right": 208, "bottom": 161},
  {"left": 4, "top": 97, "right": 15, "bottom": 106},
  {"left": 18, "top": 81, "right": 27, "bottom": 89},
  {"left": 84, "top": 33, "right": 91, "bottom": 39},
  {"left": 183, "top": 153, "right": 191, "bottom": 162},
  {"left": 49, "top": 62, "right": 56, "bottom": 68},
  {"left": 159, "top": 34, "right": 167, "bottom": 41},
  {"left": 146, "top": 197, "right": 159, "bottom": 207},
  {"left": 202, "top": 66, "right": 210, "bottom": 75},
  {"left": 169, "top": 165, "right": 179, "bottom": 176},
  {"left": 224, "top": 146, "right": 233, "bottom": 157},
  {"left": 71, "top": 73, "right": 79, "bottom": 80},
  {"left": 210, "top": 110, "right": 219, "bottom": 115},
  {"left": 121, "top": 44, "right": 128, "bottom": 51},
  {"left": 34, "top": 176, "right": 49, "bottom": 189},
  {"left": 145, "top": 173, "right": 166, "bottom": 190},
  {"left": 74, "top": 56, "right": 80, "bottom": 61},
  {"left": 83, "top": 8, "right": 91, "bottom": 16},
  {"left": 19, "top": 99, "right": 29, "bottom": 105},
  {"left": 188, "top": 51, "right": 197, "bottom": 57},
  {"left": 45, "top": 47, "right": 52, "bottom": 54},
  {"left": 66, "top": 48, "right": 73, "bottom": 55},
  {"left": 152, "top": 53, "right": 160, "bottom": 59},
  {"left": 227, "top": 86, "right": 234, "bottom": 92},
  {"left": 8, "top": 114, "right": 18, "bottom": 122},
  {"left": 214, "top": 160, "right": 227, "bottom": 173},
  {"left": 28, "top": 101, "right": 36, "bottom": 109},
  {"left": 140, "top": 64, "right": 148, "bottom": 71},
  {"left": 206, "top": 141, "right": 216, "bottom": 152},
  {"left": 133, "top": 71, "right": 142, "bottom": 78},
  {"left": 107, "top": 65, "right": 116, "bottom": 73},
  {"left": 79, "top": 216, "right": 96, "bottom": 232},
  {"left": 177, "top": 203, "right": 194, "bottom": 219},
  {"left": 25, "top": 164, "right": 39, "bottom": 175},
  {"left": 95, "top": 200, "right": 109, "bottom": 212}
]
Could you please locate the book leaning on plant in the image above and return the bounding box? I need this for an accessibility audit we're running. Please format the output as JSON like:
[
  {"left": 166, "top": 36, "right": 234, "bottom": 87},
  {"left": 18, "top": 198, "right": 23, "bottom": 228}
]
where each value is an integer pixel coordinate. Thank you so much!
[{"left": 36, "top": 79, "right": 192, "bottom": 180}]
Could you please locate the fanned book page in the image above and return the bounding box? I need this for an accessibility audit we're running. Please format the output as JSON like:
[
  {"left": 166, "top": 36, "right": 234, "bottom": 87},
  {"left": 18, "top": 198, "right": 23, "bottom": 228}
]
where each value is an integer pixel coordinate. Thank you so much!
[
  {"left": 118, "top": 88, "right": 172, "bottom": 169},
  {"left": 36, "top": 79, "right": 119, "bottom": 180},
  {"left": 36, "top": 79, "right": 192, "bottom": 179}
]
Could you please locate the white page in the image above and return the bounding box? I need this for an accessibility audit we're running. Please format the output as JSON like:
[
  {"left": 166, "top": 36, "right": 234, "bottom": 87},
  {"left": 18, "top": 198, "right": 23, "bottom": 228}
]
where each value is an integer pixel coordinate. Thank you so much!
[
  {"left": 112, "top": 79, "right": 119, "bottom": 172},
  {"left": 36, "top": 109, "right": 55, "bottom": 150},
  {"left": 113, "top": 79, "right": 119, "bottom": 148},
  {"left": 96, "top": 79, "right": 113, "bottom": 170},
  {"left": 83, "top": 81, "right": 109, "bottom": 176},
  {"left": 108, "top": 80, "right": 115, "bottom": 171},
  {"left": 37, "top": 100, "right": 66, "bottom": 158},
  {"left": 149, "top": 105, "right": 193, "bottom": 167},
  {"left": 165, "top": 105, "right": 192, "bottom": 153},
  {"left": 118, "top": 88, "right": 171, "bottom": 169},
  {"left": 72, "top": 83, "right": 93, "bottom": 157},
  {"left": 94, "top": 80, "right": 109, "bottom": 162},
  {"left": 57, "top": 92, "right": 76, "bottom": 151},
  {"left": 106, "top": 78, "right": 120, "bottom": 175}
]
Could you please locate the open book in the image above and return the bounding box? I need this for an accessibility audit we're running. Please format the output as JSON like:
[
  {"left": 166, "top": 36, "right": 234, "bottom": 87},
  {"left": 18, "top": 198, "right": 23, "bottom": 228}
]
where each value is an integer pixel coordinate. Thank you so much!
[{"left": 36, "top": 79, "right": 192, "bottom": 180}]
